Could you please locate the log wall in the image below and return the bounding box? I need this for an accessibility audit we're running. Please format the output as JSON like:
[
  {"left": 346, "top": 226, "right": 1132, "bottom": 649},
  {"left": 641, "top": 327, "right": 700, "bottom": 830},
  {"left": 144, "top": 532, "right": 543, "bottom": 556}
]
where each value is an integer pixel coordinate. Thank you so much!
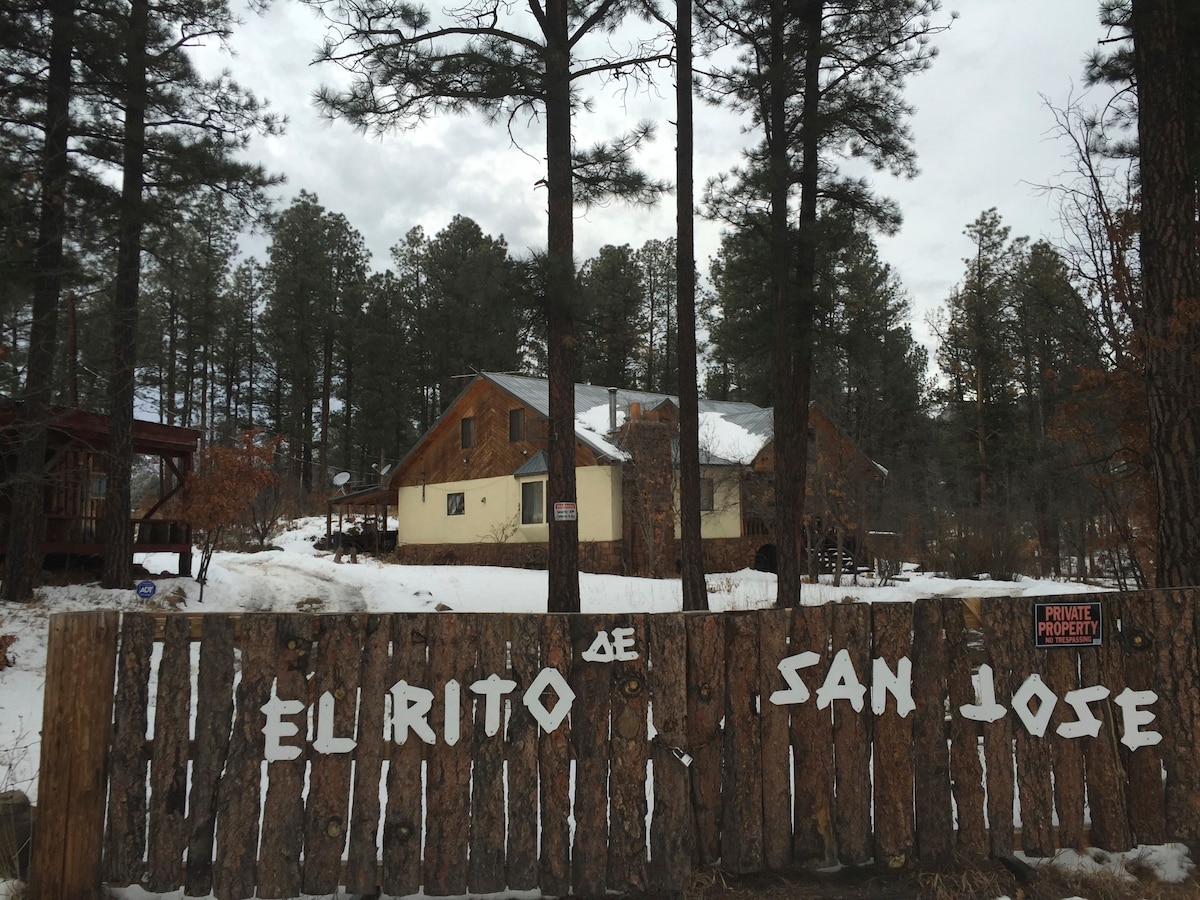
[{"left": 30, "top": 589, "right": 1200, "bottom": 898}]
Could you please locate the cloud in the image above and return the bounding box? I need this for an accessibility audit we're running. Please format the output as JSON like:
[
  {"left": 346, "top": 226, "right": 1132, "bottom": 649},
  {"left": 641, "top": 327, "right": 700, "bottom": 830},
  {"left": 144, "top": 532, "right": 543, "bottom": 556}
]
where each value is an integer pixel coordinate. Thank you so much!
[{"left": 198, "top": 0, "right": 1102, "bottom": 347}]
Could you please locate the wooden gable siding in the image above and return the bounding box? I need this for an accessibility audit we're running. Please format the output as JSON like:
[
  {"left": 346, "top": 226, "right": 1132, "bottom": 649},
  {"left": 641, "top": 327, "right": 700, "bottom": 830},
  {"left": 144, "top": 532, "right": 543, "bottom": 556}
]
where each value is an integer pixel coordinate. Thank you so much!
[
  {"left": 742, "top": 407, "right": 882, "bottom": 540},
  {"left": 807, "top": 406, "right": 881, "bottom": 482},
  {"left": 395, "top": 379, "right": 603, "bottom": 489},
  {"left": 749, "top": 407, "right": 879, "bottom": 481}
]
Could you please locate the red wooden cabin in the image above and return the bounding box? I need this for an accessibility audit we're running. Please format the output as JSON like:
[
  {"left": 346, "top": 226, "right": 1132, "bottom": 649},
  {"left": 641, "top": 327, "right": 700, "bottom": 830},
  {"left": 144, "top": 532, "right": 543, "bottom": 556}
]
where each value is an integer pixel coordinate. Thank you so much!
[{"left": 0, "top": 406, "right": 199, "bottom": 576}]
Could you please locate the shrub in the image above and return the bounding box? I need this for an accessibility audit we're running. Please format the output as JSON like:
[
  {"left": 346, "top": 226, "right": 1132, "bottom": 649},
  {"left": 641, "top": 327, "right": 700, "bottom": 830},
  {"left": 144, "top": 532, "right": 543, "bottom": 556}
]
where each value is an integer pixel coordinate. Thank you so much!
[{"left": 0, "top": 629, "right": 14, "bottom": 671}]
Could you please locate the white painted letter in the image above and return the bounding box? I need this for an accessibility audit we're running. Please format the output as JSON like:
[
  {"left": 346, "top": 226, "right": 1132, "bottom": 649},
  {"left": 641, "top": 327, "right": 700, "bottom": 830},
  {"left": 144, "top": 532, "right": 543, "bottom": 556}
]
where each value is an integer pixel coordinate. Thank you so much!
[
  {"left": 816, "top": 649, "right": 866, "bottom": 712},
  {"left": 313, "top": 690, "right": 357, "bottom": 755},
  {"left": 582, "top": 630, "right": 615, "bottom": 662},
  {"left": 769, "top": 651, "right": 820, "bottom": 706},
  {"left": 871, "top": 656, "right": 915, "bottom": 717},
  {"left": 523, "top": 667, "right": 576, "bottom": 732},
  {"left": 262, "top": 688, "right": 305, "bottom": 762},
  {"left": 1114, "top": 687, "right": 1162, "bottom": 750},
  {"left": 1012, "top": 673, "right": 1058, "bottom": 737},
  {"left": 1056, "top": 684, "right": 1110, "bottom": 739},
  {"left": 389, "top": 680, "right": 436, "bottom": 745},
  {"left": 959, "top": 664, "right": 1007, "bottom": 723},
  {"left": 444, "top": 679, "right": 462, "bottom": 746},
  {"left": 471, "top": 674, "right": 518, "bottom": 737},
  {"left": 611, "top": 626, "right": 638, "bottom": 661}
]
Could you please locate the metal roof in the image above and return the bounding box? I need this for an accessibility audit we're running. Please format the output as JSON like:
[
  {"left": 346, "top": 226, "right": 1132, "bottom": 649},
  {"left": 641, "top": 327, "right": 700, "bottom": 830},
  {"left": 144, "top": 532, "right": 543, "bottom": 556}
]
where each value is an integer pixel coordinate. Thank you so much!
[
  {"left": 426, "top": 374, "right": 886, "bottom": 476},
  {"left": 484, "top": 372, "right": 764, "bottom": 420},
  {"left": 513, "top": 450, "right": 549, "bottom": 477},
  {"left": 483, "top": 372, "right": 772, "bottom": 463},
  {"left": 723, "top": 408, "right": 775, "bottom": 442}
]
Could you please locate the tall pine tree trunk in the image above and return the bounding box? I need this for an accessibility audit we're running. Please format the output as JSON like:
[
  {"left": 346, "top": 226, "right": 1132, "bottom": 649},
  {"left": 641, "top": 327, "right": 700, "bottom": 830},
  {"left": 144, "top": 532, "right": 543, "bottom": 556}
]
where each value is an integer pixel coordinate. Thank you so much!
[
  {"left": 101, "top": 0, "right": 149, "bottom": 589},
  {"left": 789, "top": 0, "right": 821, "bottom": 606},
  {"left": 544, "top": 0, "right": 580, "bottom": 612},
  {"left": 1133, "top": 0, "right": 1200, "bottom": 588},
  {"left": 320, "top": 326, "right": 333, "bottom": 484},
  {"left": 772, "top": 0, "right": 823, "bottom": 608},
  {"left": 768, "top": 0, "right": 799, "bottom": 607},
  {"left": 0, "top": 0, "right": 76, "bottom": 602},
  {"left": 676, "top": 0, "right": 707, "bottom": 611},
  {"left": 66, "top": 291, "right": 78, "bottom": 406}
]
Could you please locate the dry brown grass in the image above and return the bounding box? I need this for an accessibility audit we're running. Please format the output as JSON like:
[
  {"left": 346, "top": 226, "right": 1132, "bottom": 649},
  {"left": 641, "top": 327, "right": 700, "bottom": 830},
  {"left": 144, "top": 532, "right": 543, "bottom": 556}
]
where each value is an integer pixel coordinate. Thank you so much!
[
  {"left": 677, "top": 857, "right": 1200, "bottom": 900},
  {"left": 1023, "top": 865, "right": 1200, "bottom": 900},
  {"left": 0, "top": 631, "right": 15, "bottom": 671},
  {"left": 0, "top": 791, "right": 32, "bottom": 884}
]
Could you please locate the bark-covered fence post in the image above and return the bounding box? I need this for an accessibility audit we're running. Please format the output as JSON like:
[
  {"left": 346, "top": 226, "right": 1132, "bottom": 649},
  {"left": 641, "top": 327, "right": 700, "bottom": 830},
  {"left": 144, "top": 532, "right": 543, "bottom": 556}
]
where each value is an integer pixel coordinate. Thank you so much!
[{"left": 29, "top": 610, "right": 120, "bottom": 900}]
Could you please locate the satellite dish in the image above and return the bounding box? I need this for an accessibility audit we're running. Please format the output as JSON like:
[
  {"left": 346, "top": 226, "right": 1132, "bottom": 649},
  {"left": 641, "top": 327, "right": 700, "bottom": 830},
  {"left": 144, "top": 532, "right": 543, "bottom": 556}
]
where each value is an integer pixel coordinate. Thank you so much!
[
  {"left": 333, "top": 472, "right": 351, "bottom": 486},
  {"left": 379, "top": 464, "right": 393, "bottom": 477}
]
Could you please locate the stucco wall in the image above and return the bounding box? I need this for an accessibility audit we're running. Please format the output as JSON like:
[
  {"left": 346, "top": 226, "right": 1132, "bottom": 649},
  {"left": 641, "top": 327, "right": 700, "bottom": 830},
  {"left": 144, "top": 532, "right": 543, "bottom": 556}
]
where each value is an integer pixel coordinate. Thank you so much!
[
  {"left": 396, "top": 465, "right": 622, "bottom": 545},
  {"left": 689, "top": 469, "right": 743, "bottom": 540}
]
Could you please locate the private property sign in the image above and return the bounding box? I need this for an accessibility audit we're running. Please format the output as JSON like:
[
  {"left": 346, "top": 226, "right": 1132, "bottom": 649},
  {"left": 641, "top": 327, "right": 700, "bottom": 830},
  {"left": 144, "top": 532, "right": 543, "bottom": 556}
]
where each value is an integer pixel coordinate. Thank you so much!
[{"left": 1034, "top": 600, "right": 1103, "bottom": 648}]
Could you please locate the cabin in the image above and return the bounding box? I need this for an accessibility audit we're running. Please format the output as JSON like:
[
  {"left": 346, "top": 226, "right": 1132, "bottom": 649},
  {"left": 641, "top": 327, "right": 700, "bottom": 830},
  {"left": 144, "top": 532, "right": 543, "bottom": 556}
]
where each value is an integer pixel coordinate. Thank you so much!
[
  {"left": 0, "top": 406, "right": 200, "bottom": 576},
  {"left": 385, "top": 373, "right": 887, "bottom": 576}
]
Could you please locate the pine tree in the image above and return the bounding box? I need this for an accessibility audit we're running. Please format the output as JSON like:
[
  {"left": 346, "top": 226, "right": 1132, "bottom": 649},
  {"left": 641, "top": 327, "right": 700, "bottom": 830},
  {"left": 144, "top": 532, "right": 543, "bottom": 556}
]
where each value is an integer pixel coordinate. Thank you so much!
[
  {"left": 311, "top": 0, "right": 671, "bottom": 611},
  {"left": 420, "top": 216, "right": 525, "bottom": 405},
  {"left": 934, "top": 209, "right": 1026, "bottom": 509},
  {"left": 355, "top": 270, "right": 423, "bottom": 472},
  {"left": 1131, "top": 0, "right": 1200, "bottom": 588},
  {"left": 64, "top": 0, "right": 282, "bottom": 589},
  {"left": 634, "top": 238, "right": 680, "bottom": 393},
  {"left": 577, "top": 244, "right": 645, "bottom": 387},
  {"left": 0, "top": 0, "right": 77, "bottom": 601},
  {"left": 260, "top": 193, "right": 367, "bottom": 492},
  {"left": 698, "top": 0, "right": 948, "bottom": 606},
  {"left": 671, "top": 0, "right": 705, "bottom": 611}
]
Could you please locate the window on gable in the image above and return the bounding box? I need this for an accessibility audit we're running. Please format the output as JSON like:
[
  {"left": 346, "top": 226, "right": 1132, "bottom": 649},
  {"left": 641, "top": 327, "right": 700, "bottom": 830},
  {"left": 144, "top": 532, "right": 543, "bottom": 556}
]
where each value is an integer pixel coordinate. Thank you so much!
[
  {"left": 700, "top": 477, "right": 715, "bottom": 512},
  {"left": 447, "top": 492, "right": 465, "bottom": 516},
  {"left": 521, "top": 480, "right": 544, "bottom": 525},
  {"left": 509, "top": 408, "right": 526, "bottom": 442},
  {"left": 461, "top": 416, "right": 475, "bottom": 449}
]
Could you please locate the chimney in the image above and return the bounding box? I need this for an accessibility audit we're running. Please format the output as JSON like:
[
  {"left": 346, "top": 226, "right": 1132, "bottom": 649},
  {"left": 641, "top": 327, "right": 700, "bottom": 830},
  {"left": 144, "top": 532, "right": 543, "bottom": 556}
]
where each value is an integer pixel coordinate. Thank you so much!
[{"left": 608, "top": 387, "right": 618, "bottom": 432}]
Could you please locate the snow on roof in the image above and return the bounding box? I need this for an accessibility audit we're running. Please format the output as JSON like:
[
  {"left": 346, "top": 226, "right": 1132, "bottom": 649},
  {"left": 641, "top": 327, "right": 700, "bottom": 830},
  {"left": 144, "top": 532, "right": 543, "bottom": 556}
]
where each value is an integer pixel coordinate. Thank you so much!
[
  {"left": 698, "top": 410, "right": 770, "bottom": 465},
  {"left": 573, "top": 403, "right": 625, "bottom": 460},
  {"left": 485, "top": 372, "right": 772, "bottom": 466},
  {"left": 576, "top": 402, "right": 619, "bottom": 434}
]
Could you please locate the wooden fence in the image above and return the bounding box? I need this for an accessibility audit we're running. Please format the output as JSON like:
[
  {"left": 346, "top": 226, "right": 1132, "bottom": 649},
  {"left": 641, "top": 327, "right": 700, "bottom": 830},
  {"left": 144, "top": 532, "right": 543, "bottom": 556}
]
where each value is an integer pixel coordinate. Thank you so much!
[{"left": 28, "top": 589, "right": 1200, "bottom": 899}]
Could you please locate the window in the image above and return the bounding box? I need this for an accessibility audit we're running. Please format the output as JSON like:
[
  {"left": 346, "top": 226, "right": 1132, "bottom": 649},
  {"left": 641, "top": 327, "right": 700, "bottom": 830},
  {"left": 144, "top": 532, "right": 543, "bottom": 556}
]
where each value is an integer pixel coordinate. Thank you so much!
[
  {"left": 700, "top": 477, "right": 715, "bottom": 512},
  {"left": 447, "top": 492, "right": 465, "bottom": 516},
  {"left": 509, "top": 408, "right": 526, "bottom": 442},
  {"left": 461, "top": 417, "right": 476, "bottom": 449},
  {"left": 521, "top": 480, "right": 544, "bottom": 525}
]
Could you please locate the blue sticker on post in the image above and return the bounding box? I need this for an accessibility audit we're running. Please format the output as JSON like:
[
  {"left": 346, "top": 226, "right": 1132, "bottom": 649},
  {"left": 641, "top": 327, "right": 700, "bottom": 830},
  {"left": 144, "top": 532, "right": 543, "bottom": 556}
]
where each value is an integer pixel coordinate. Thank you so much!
[
  {"left": 135, "top": 580, "right": 157, "bottom": 600},
  {"left": 1034, "top": 600, "right": 1102, "bottom": 648}
]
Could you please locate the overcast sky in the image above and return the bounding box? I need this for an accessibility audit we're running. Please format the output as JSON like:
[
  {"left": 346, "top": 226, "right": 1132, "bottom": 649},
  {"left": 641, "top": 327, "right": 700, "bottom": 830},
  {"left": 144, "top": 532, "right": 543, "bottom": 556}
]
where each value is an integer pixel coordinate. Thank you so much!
[{"left": 197, "top": 0, "right": 1106, "bottom": 352}]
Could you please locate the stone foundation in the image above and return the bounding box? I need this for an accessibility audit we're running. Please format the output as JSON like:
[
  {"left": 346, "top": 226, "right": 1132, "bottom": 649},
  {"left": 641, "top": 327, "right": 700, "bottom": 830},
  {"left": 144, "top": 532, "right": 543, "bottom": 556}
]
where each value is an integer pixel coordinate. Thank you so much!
[
  {"left": 390, "top": 536, "right": 767, "bottom": 577},
  {"left": 391, "top": 540, "right": 624, "bottom": 575}
]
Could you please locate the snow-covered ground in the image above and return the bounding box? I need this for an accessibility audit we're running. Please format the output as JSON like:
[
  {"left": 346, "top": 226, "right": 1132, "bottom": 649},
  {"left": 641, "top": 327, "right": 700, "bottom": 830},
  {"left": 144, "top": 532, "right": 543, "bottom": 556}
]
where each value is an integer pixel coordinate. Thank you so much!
[{"left": 0, "top": 518, "right": 1192, "bottom": 897}]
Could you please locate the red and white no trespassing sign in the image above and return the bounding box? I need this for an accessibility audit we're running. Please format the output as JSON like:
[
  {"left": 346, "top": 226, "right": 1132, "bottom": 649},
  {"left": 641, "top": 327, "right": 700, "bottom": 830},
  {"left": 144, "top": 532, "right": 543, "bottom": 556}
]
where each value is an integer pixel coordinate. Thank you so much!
[{"left": 1033, "top": 600, "right": 1103, "bottom": 648}]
